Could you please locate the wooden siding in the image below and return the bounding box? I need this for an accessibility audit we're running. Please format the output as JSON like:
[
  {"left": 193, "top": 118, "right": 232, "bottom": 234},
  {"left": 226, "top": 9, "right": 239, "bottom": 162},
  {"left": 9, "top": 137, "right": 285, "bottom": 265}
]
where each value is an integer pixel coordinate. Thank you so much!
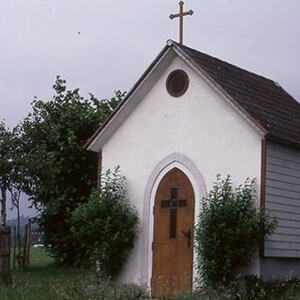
[{"left": 265, "top": 142, "right": 300, "bottom": 257}]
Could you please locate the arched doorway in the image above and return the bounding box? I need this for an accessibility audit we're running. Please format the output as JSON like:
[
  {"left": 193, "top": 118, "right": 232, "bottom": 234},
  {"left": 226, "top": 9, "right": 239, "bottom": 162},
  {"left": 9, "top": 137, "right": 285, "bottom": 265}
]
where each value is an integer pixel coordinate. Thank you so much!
[{"left": 151, "top": 167, "right": 195, "bottom": 297}]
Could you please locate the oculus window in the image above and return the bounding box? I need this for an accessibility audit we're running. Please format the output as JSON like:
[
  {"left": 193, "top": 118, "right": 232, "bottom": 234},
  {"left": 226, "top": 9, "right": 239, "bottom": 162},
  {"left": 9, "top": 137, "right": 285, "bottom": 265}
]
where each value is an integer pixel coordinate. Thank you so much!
[{"left": 166, "top": 70, "right": 189, "bottom": 97}]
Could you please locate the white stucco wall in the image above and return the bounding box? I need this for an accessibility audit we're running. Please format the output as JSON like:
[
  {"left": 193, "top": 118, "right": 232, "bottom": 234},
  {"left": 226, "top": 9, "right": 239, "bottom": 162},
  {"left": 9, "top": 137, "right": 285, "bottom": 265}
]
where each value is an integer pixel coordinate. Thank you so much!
[{"left": 101, "top": 56, "right": 262, "bottom": 287}]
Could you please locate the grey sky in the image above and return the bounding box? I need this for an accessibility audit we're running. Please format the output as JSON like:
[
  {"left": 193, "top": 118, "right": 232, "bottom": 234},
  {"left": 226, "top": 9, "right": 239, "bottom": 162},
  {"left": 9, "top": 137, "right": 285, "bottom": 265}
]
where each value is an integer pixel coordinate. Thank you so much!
[{"left": 1, "top": 0, "right": 300, "bottom": 218}]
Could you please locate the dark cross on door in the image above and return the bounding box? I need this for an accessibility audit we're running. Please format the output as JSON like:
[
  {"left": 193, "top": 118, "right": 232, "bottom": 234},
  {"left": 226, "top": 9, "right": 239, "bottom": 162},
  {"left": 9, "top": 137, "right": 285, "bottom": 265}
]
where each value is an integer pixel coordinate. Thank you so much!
[
  {"left": 169, "top": 1, "right": 194, "bottom": 45},
  {"left": 161, "top": 188, "right": 187, "bottom": 238}
]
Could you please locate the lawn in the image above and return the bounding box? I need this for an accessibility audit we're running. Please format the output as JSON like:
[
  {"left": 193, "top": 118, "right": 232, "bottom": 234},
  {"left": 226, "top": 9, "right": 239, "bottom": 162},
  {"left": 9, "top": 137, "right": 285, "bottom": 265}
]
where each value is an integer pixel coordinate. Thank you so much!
[
  {"left": 0, "top": 248, "right": 146, "bottom": 300},
  {"left": 2, "top": 249, "right": 300, "bottom": 299},
  {"left": 0, "top": 248, "right": 92, "bottom": 300}
]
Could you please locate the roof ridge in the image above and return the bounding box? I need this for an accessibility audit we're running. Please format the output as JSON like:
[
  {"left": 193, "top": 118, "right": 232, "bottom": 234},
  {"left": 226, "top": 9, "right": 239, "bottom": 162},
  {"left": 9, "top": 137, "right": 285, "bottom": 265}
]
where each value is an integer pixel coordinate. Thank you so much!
[{"left": 180, "top": 42, "right": 300, "bottom": 105}]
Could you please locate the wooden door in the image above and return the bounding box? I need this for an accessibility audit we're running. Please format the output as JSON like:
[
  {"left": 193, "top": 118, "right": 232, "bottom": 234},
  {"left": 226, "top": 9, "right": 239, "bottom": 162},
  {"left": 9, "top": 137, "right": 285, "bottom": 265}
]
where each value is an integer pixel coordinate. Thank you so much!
[{"left": 152, "top": 168, "right": 195, "bottom": 297}]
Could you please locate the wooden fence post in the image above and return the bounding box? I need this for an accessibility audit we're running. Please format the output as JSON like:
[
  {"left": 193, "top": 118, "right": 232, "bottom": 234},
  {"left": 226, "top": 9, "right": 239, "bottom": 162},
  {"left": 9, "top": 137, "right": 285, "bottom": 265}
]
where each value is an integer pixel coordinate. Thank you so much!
[
  {"left": 23, "top": 224, "right": 28, "bottom": 267},
  {"left": 0, "top": 227, "right": 11, "bottom": 284},
  {"left": 13, "top": 226, "right": 16, "bottom": 269},
  {"left": 26, "top": 220, "right": 31, "bottom": 266}
]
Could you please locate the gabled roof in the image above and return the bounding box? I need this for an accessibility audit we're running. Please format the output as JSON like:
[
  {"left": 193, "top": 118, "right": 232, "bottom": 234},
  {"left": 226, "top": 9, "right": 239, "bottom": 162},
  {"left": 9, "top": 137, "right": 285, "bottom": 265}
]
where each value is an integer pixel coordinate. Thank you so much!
[
  {"left": 86, "top": 40, "right": 300, "bottom": 151},
  {"left": 178, "top": 42, "right": 300, "bottom": 148}
]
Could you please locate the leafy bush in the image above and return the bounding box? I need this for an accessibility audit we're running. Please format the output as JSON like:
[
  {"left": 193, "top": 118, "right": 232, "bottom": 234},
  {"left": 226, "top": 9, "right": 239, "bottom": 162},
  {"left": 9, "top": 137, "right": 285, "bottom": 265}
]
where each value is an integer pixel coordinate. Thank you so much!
[
  {"left": 195, "top": 175, "right": 277, "bottom": 287},
  {"left": 71, "top": 167, "right": 139, "bottom": 278}
]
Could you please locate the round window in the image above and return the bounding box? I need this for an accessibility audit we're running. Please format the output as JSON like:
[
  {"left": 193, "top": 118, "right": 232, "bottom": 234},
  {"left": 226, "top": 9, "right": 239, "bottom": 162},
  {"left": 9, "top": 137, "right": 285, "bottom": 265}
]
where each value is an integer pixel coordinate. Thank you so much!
[{"left": 166, "top": 69, "right": 189, "bottom": 97}]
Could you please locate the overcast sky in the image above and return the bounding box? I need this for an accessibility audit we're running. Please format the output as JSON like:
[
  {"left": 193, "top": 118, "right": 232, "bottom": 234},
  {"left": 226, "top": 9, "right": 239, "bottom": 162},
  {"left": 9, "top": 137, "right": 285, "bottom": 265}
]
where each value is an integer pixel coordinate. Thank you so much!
[{"left": 1, "top": 0, "right": 300, "bottom": 218}]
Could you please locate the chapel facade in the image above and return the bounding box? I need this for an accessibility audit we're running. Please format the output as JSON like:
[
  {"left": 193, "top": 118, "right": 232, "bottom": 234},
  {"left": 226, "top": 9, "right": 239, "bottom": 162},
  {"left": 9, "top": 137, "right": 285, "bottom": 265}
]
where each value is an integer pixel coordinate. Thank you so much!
[{"left": 86, "top": 40, "right": 300, "bottom": 296}]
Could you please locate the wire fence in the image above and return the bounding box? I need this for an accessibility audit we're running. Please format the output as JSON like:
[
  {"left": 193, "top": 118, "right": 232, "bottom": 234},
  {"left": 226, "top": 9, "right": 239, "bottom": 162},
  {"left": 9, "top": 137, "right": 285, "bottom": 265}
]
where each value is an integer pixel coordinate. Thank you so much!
[{"left": 0, "top": 222, "right": 32, "bottom": 285}]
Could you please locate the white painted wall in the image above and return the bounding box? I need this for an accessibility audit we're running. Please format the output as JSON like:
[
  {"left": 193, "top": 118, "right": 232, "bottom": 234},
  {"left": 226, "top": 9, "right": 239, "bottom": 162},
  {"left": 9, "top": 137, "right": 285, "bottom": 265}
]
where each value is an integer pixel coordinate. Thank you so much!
[{"left": 101, "top": 56, "right": 262, "bottom": 287}]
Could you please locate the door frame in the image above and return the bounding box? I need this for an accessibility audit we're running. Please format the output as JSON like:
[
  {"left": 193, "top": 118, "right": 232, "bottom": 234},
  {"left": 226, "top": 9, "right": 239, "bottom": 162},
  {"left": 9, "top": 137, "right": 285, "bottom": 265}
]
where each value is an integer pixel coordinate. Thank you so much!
[{"left": 140, "top": 153, "right": 206, "bottom": 292}]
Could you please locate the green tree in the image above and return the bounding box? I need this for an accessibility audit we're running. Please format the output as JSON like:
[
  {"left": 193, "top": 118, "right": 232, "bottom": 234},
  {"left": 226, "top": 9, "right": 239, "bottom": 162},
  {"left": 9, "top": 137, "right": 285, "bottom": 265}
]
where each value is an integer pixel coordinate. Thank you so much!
[
  {"left": 20, "top": 76, "right": 124, "bottom": 265},
  {"left": 195, "top": 175, "right": 277, "bottom": 286}
]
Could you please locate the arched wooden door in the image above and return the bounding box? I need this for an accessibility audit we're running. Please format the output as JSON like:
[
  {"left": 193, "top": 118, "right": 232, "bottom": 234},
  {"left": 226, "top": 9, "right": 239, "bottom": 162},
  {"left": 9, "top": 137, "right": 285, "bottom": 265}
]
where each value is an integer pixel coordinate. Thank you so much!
[{"left": 151, "top": 168, "right": 195, "bottom": 297}]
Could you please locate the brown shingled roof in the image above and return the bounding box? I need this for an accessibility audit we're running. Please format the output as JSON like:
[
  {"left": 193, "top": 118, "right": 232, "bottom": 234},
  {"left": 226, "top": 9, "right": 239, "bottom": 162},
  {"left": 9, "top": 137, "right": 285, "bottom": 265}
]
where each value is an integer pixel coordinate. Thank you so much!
[{"left": 176, "top": 42, "right": 300, "bottom": 147}]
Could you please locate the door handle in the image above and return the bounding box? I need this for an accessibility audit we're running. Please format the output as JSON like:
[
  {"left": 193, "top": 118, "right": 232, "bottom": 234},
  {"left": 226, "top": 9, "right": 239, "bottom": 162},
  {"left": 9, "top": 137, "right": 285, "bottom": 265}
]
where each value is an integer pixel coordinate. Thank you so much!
[{"left": 182, "top": 229, "right": 191, "bottom": 247}]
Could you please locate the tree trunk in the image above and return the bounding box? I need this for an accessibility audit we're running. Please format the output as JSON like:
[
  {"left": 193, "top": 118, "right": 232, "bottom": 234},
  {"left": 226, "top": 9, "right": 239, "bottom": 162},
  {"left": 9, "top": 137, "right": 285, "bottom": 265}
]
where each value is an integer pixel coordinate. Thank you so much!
[
  {"left": 9, "top": 188, "right": 22, "bottom": 267},
  {"left": 17, "top": 202, "right": 21, "bottom": 268},
  {"left": 1, "top": 186, "right": 7, "bottom": 227}
]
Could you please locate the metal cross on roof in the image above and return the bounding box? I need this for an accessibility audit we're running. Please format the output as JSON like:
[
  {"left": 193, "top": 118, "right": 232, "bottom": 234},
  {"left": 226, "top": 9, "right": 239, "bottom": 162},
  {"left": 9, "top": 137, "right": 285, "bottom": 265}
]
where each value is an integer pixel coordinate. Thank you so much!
[{"left": 169, "top": 1, "right": 194, "bottom": 45}]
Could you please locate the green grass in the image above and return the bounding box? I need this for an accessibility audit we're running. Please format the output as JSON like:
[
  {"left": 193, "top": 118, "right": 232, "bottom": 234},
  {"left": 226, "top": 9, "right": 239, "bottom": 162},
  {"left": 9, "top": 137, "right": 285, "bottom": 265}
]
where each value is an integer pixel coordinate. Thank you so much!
[
  {"left": 0, "top": 248, "right": 146, "bottom": 300},
  {"left": 0, "top": 248, "right": 91, "bottom": 300},
  {"left": 3, "top": 249, "right": 300, "bottom": 299}
]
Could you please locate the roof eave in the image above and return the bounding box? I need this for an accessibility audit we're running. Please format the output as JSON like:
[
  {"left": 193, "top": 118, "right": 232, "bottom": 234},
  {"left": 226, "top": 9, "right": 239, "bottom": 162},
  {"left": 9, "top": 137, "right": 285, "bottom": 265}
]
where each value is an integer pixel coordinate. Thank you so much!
[{"left": 265, "top": 133, "right": 300, "bottom": 151}]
